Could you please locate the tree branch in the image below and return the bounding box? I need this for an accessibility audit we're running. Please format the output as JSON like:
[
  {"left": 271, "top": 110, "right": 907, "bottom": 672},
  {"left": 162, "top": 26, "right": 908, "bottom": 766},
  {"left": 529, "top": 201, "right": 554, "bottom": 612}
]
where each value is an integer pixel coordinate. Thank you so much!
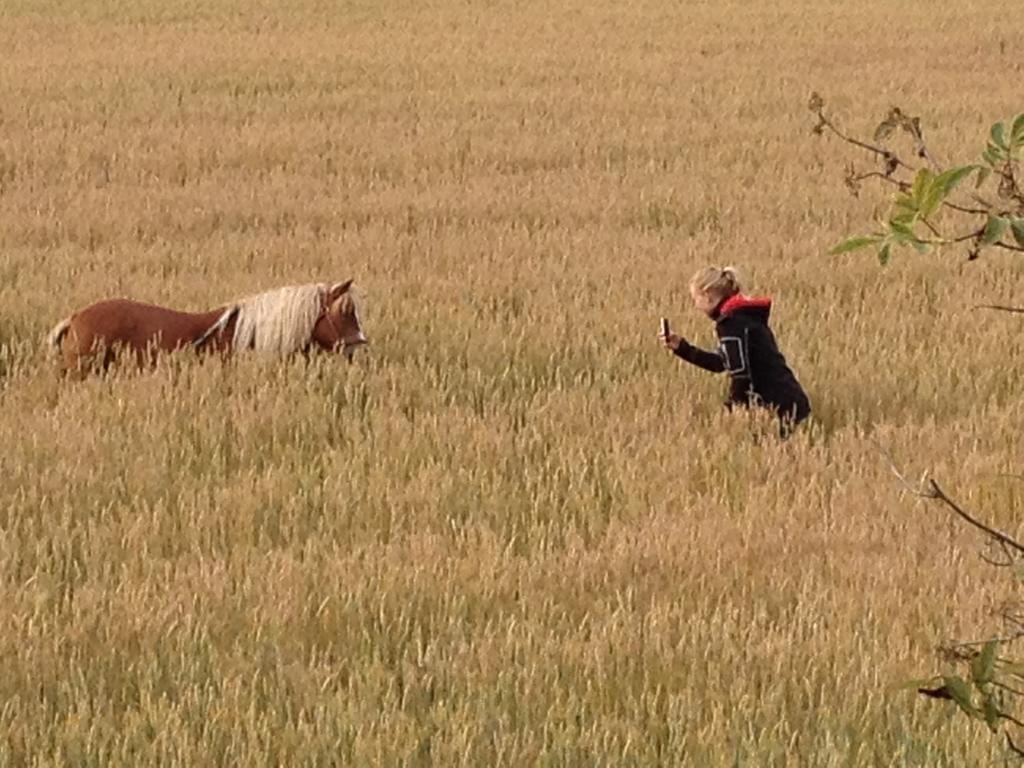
[
  {"left": 876, "top": 443, "right": 1024, "bottom": 554},
  {"left": 1000, "top": 160, "right": 1024, "bottom": 209},
  {"left": 837, "top": 148, "right": 990, "bottom": 222},
  {"left": 975, "top": 305, "right": 1024, "bottom": 314},
  {"left": 944, "top": 200, "right": 991, "bottom": 216},
  {"left": 980, "top": 548, "right": 1017, "bottom": 567},
  {"left": 849, "top": 171, "right": 910, "bottom": 190},
  {"left": 850, "top": 171, "right": 990, "bottom": 217},
  {"left": 949, "top": 227, "right": 985, "bottom": 244},
  {"left": 921, "top": 218, "right": 944, "bottom": 239},
  {"left": 927, "top": 478, "right": 1024, "bottom": 555},
  {"left": 1009, "top": 732, "right": 1024, "bottom": 758},
  {"left": 811, "top": 99, "right": 915, "bottom": 175}
]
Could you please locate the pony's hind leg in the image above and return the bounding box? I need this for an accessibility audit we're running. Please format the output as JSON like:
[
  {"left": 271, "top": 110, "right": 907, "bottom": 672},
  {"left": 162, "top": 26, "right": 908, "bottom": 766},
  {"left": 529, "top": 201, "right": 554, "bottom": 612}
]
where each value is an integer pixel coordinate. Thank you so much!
[
  {"left": 52, "top": 322, "right": 90, "bottom": 380},
  {"left": 62, "top": 346, "right": 110, "bottom": 380},
  {"left": 70, "top": 338, "right": 116, "bottom": 379},
  {"left": 51, "top": 315, "right": 123, "bottom": 380}
]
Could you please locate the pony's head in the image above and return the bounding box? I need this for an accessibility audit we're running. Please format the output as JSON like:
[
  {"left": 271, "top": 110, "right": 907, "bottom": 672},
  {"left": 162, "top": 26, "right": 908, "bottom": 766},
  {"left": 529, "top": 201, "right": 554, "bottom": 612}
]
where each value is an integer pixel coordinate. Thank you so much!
[{"left": 313, "top": 279, "right": 368, "bottom": 360}]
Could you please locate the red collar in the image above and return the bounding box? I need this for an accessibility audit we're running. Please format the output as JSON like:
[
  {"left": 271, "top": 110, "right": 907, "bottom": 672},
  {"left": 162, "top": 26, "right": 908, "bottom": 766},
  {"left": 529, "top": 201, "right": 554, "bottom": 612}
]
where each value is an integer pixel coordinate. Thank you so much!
[{"left": 718, "top": 294, "right": 773, "bottom": 318}]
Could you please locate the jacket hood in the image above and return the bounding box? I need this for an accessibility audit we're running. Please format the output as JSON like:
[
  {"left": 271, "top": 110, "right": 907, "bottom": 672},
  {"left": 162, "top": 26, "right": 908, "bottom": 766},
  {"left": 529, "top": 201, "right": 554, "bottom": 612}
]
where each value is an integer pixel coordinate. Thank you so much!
[{"left": 717, "top": 294, "right": 772, "bottom": 321}]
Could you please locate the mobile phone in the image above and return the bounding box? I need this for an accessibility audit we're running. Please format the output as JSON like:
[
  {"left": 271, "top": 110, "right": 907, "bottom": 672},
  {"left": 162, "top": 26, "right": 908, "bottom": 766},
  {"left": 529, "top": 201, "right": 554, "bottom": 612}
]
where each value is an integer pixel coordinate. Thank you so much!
[{"left": 660, "top": 317, "right": 670, "bottom": 337}]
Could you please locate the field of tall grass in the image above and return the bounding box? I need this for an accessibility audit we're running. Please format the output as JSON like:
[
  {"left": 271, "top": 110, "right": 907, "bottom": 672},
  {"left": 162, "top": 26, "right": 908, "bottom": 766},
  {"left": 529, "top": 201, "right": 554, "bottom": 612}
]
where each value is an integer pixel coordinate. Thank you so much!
[{"left": 1, "top": 0, "right": 1022, "bottom": 764}]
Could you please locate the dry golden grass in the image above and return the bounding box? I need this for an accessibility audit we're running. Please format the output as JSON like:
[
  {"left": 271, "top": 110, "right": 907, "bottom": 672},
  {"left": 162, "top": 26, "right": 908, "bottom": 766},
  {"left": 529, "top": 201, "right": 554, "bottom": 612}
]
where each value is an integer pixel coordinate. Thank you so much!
[{"left": 1, "top": 0, "right": 1023, "bottom": 764}]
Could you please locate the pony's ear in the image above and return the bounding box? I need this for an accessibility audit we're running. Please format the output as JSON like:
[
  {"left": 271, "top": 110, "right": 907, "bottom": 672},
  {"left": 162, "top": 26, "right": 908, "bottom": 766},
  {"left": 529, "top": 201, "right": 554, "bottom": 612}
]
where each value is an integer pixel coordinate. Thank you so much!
[{"left": 328, "top": 279, "right": 354, "bottom": 302}]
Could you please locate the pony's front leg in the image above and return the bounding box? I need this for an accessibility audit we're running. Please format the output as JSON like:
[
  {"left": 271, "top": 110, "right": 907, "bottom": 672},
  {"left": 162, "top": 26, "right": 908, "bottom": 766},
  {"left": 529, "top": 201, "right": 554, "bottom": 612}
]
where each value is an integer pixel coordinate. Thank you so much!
[
  {"left": 134, "top": 338, "right": 166, "bottom": 371},
  {"left": 80, "top": 341, "right": 117, "bottom": 378}
]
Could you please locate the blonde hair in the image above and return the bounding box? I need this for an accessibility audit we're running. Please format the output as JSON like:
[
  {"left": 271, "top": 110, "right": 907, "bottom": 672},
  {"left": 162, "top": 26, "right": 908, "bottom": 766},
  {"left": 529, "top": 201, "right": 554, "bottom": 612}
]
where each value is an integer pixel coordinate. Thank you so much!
[{"left": 689, "top": 266, "right": 742, "bottom": 301}]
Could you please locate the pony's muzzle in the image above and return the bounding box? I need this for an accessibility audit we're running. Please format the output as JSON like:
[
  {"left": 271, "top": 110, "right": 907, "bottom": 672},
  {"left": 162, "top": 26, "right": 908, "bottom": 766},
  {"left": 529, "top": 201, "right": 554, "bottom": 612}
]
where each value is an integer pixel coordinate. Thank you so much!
[{"left": 342, "top": 336, "right": 368, "bottom": 362}]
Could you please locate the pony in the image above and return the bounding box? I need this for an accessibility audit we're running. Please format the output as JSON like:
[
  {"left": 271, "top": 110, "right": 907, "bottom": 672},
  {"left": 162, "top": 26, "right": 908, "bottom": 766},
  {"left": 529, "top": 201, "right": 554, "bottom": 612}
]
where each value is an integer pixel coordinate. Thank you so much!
[{"left": 47, "top": 279, "right": 368, "bottom": 377}]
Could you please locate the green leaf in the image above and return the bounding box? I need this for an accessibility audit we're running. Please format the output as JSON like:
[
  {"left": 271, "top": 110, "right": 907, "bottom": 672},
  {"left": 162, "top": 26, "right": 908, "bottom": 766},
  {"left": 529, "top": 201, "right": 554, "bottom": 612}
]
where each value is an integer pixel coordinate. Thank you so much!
[
  {"left": 991, "top": 121, "right": 1007, "bottom": 150},
  {"left": 981, "top": 215, "right": 1009, "bottom": 246},
  {"left": 911, "top": 168, "right": 932, "bottom": 205},
  {"left": 893, "top": 193, "right": 918, "bottom": 215},
  {"left": 913, "top": 166, "right": 968, "bottom": 218},
  {"left": 888, "top": 217, "right": 916, "bottom": 238},
  {"left": 919, "top": 192, "right": 946, "bottom": 219},
  {"left": 1012, "top": 113, "right": 1024, "bottom": 143},
  {"left": 971, "top": 641, "right": 998, "bottom": 687},
  {"left": 975, "top": 165, "right": 992, "bottom": 189},
  {"left": 886, "top": 219, "right": 928, "bottom": 253},
  {"left": 943, "top": 675, "right": 978, "bottom": 717},
  {"left": 983, "top": 692, "right": 1001, "bottom": 732},
  {"left": 932, "top": 165, "right": 976, "bottom": 199},
  {"left": 1012, "top": 218, "right": 1024, "bottom": 248},
  {"left": 830, "top": 235, "right": 880, "bottom": 254},
  {"left": 907, "top": 165, "right": 976, "bottom": 218},
  {"left": 877, "top": 243, "right": 892, "bottom": 265}
]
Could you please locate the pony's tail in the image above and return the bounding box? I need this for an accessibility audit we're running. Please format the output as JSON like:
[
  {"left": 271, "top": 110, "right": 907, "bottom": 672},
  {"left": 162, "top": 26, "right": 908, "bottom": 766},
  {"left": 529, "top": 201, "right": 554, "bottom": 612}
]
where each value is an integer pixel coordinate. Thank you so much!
[{"left": 46, "top": 317, "right": 72, "bottom": 352}]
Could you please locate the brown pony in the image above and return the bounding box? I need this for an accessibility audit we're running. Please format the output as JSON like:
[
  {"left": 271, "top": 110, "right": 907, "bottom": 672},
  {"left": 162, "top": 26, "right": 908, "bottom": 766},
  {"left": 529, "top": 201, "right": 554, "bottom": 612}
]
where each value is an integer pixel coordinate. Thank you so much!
[{"left": 48, "top": 280, "right": 368, "bottom": 377}]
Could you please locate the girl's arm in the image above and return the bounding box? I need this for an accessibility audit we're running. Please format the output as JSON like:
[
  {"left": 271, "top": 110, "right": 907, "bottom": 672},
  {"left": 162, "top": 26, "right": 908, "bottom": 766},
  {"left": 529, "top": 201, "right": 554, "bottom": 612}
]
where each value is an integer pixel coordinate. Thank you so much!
[{"left": 672, "top": 338, "right": 725, "bottom": 373}]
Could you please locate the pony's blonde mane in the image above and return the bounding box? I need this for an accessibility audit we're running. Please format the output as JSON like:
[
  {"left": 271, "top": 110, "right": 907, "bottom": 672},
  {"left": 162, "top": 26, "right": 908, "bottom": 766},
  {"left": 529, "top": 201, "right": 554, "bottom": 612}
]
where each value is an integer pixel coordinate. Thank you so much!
[{"left": 230, "top": 283, "right": 329, "bottom": 356}]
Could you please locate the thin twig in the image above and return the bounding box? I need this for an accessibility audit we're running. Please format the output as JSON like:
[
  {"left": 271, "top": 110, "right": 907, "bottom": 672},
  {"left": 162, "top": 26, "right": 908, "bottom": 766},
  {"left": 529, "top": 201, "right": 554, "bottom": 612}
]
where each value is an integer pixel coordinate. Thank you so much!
[
  {"left": 981, "top": 548, "right": 1018, "bottom": 567},
  {"left": 877, "top": 439, "right": 1024, "bottom": 757},
  {"left": 875, "top": 441, "right": 934, "bottom": 497},
  {"left": 928, "top": 478, "right": 1024, "bottom": 554},
  {"left": 845, "top": 165, "right": 989, "bottom": 217},
  {"left": 921, "top": 218, "right": 944, "bottom": 238},
  {"left": 852, "top": 171, "right": 910, "bottom": 189},
  {"left": 944, "top": 200, "right": 992, "bottom": 215},
  {"left": 1007, "top": 733, "right": 1024, "bottom": 758},
  {"left": 813, "top": 107, "right": 916, "bottom": 174},
  {"left": 919, "top": 149, "right": 941, "bottom": 172},
  {"left": 975, "top": 305, "right": 1024, "bottom": 315},
  {"left": 1002, "top": 159, "right": 1024, "bottom": 207},
  {"left": 876, "top": 444, "right": 1024, "bottom": 554},
  {"left": 1000, "top": 610, "right": 1024, "bottom": 637},
  {"left": 950, "top": 227, "right": 985, "bottom": 244},
  {"left": 912, "top": 131, "right": 942, "bottom": 173},
  {"left": 995, "top": 537, "right": 1017, "bottom": 564}
]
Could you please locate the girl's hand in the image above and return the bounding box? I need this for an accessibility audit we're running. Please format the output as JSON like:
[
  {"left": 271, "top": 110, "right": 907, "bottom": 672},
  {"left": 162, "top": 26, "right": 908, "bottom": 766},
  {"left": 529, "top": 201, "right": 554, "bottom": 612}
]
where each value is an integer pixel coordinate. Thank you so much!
[{"left": 658, "top": 331, "right": 684, "bottom": 352}]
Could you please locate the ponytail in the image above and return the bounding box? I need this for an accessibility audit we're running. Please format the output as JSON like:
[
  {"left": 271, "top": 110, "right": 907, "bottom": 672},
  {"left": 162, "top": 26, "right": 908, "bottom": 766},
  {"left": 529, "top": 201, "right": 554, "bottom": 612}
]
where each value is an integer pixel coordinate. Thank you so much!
[{"left": 689, "top": 266, "right": 742, "bottom": 302}]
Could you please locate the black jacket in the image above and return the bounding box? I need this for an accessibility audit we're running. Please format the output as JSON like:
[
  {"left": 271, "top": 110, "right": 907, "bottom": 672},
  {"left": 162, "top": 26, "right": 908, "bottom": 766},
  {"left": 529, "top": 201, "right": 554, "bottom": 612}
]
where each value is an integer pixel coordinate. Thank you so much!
[{"left": 674, "top": 295, "right": 810, "bottom": 422}]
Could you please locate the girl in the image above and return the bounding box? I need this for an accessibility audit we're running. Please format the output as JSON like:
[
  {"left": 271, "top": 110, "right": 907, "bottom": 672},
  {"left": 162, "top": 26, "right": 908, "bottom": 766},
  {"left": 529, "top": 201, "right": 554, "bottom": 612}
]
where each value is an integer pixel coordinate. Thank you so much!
[{"left": 659, "top": 266, "right": 810, "bottom": 435}]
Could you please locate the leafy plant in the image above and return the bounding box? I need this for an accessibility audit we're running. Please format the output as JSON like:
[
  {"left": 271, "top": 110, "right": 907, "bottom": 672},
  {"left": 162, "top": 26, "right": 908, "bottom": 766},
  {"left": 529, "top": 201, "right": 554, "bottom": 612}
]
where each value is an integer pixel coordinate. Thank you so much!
[
  {"left": 877, "top": 434, "right": 1024, "bottom": 757},
  {"left": 819, "top": 97, "right": 1024, "bottom": 758},
  {"left": 810, "top": 93, "right": 1024, "bottom": 264}
]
